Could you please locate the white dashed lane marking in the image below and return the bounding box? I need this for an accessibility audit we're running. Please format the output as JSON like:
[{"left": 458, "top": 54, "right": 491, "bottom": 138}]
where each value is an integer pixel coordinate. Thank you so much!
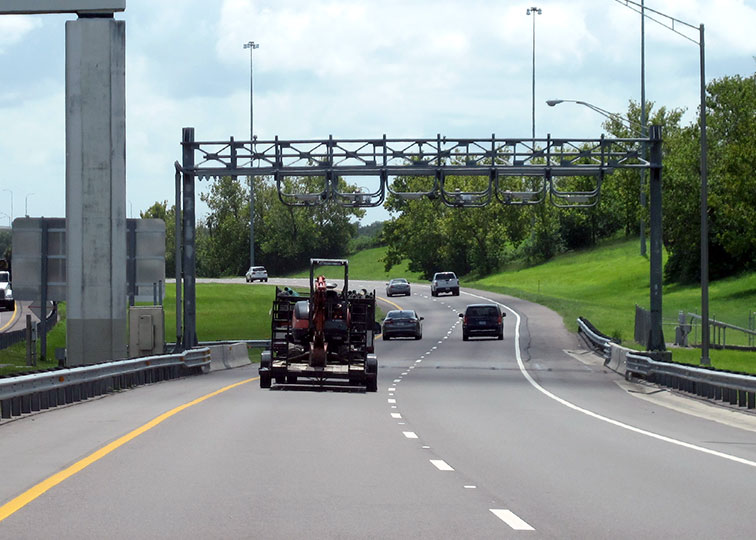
[
  {"left": 430, "top": 459, "right": 454, "bottom": 471},
  {"left": 490, "top": 509, "right": 535, "bottom": 531},
  {"left": 391, "top": 413, "right": 402, "bottom": 419},
  {"left": 403, "top": 431, "right": 418, "bottom": 439}
]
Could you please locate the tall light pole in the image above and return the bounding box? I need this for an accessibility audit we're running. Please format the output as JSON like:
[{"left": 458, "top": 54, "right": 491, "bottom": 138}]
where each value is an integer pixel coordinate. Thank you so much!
[
  {"left": 1, "top": 188, "right": 11, "bottom": 221},
  {"left": 526, "top": 7, "right": 542, "bottom": 142},
  {"left": 639, "top": 0, "right": 647, "bottom": 256},
  {"left": 613, "top": 0, "right": 710, "bottom": 364},
  {"left": 25, "top": 192, "right": 34, "bottom": 217},
  {"left": 243, "top": 40, "right": 260, "bottom": 268}
]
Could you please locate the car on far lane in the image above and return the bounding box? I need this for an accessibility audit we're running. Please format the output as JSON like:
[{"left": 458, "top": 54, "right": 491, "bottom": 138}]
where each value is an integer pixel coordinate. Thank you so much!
[
  {"left": 431, "top": 271, "right": 459, "bottom": 296},
  {"left": 382, "top": 309, "right": 423, "bottom": 340},
  {"left": 459, "top": 303, "right": 504, "bottom": 341},
  {"left": 0, "top": 270, "right": 13, "bottom": 311},
  {"left": 385, "top": 278, "right": 411, "bottom": 297},
  {"left": 245, "top": 266, "right": 268, "bottom": 282}
]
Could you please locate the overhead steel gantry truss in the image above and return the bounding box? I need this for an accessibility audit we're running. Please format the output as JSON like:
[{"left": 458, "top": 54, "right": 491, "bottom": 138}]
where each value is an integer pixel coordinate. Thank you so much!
[
  {"left": 175, "top": 126, "right": 666, "bottom": 354},
  {"left": 179, "top": 130, "right": 652, "bottom": 209}
]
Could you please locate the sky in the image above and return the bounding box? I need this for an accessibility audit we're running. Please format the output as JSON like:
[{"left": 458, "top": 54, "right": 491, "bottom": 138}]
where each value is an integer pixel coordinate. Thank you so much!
[{"left": 0, "top": 0, "right": 754, "bottom": 227}]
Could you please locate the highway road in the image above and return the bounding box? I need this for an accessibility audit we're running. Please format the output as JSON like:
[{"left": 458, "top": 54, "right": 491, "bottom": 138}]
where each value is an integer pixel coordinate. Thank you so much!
[
  {"left": 2, "top": 283, "right": 756, "bottom": 538},
  {"left": 0, "top": 302, "right": 20, "bottom": 333}
]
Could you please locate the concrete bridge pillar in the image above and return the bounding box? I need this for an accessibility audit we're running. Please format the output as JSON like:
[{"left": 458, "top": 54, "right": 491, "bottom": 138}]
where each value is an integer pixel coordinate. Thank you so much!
[{"left": 65, "top": 18, "right": 127, "bottom": 365}]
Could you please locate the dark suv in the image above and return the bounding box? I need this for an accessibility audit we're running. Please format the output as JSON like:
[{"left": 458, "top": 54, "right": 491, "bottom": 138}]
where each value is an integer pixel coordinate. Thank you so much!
[{"left": 459, "top": 304, "right": 504, "bottom": 340}]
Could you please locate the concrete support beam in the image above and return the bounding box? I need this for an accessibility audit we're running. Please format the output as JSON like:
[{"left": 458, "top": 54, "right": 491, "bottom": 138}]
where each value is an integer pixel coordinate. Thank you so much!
[{"left": 65, "top": 18, "right": 127, "bottom": 365}]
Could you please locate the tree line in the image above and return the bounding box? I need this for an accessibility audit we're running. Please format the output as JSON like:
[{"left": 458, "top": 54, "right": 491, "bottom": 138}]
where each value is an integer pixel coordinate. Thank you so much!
[{"left": 143, "top": 73, "right": 754, "bottom": 285}]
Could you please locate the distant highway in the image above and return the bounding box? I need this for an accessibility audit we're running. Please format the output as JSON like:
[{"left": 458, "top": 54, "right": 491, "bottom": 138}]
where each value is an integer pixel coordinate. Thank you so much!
[
  {"left": 2, "top": 283, "right": 756, "bottom": 538},
  {"left": 0, "top": 302, "right": 22, "bottom": 333},
  {"left": 1, "top": 301, "right": 53, "bottom": 334}
]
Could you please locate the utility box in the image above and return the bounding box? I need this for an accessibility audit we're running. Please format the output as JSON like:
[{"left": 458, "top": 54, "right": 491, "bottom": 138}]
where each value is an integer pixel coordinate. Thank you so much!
[{"left": 128, "top": 306, "right": 165, "bottom": 358}]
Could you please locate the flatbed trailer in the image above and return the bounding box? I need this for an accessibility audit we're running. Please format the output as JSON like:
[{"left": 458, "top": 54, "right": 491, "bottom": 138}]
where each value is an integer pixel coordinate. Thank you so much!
[{"left": 259, "top": 259, "right": 378, "bottom": 391}]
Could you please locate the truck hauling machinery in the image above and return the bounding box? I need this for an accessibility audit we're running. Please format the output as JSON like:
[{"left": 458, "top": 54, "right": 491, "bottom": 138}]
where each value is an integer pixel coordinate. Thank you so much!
[{"left": 259, "top": 258, "right": 379, "bottom": 391}]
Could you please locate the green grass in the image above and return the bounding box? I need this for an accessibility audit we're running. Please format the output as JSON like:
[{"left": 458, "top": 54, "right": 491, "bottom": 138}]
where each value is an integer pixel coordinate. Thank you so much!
[
  {"left": 162, "top": 283, "right": 275, "bottom": 343},
  {"left": 284, "top": 246, "right": 424, "bottom": 282},
  {"left": 466, "top": 236, "right": 756, "bottom": 371},
  {"left": 668, "top": 346, "right": 756, "bottom": 374},
  {"left": 0, "top": 303, "right": 67, "bottom": 376}
]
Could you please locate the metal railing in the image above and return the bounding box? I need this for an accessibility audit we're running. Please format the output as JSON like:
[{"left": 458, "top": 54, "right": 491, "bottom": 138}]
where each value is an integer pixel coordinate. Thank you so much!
[
  {"left": 166, "top": 339, "right": 269, "bottom": 349},
  {"left": 675, "top": 311, "right": 756, "bottom": 350},
  {"left": 626, "top": 352, "right": 756, "bottom": 410},
  {"left": 0, "top": 348, "right": 211, "bottom": 420},
  {"left": 577, "top": 316, "right": 616, "bottom": 361}
]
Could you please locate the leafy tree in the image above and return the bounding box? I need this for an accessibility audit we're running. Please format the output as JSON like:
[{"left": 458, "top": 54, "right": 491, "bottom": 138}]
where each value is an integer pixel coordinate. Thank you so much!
[
  {"left": 382, "top": 173, "right": 528, "bottom": 278},
  {"left": 662, "top": 73, "right": 756, "bottom": 282},
  {"left": 199, "top": 176, "right": 250, "bottom": 277},
  {"left": 707, "top": 74, "right": 756, "bottom": 276},
  {"left": 601, "top": 100, "right": 684, "bottom": 240},
  {"left": 258, "top": 176, "right": 364, "bottom": 273}
]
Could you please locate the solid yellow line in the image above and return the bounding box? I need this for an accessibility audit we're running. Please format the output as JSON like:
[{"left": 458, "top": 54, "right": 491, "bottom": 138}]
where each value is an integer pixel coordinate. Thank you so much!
[
  {"left": 377, "top": 296, "right": 403, "bottom": 311},
  {"left": 0, "top": 376, "right": 257, "bottom": 522},
  {"left": 376, "top": 296, "right": 406, "bottom": 339},
  {"left": 0, "top": 302, "right": 19, "bottom": 333}
]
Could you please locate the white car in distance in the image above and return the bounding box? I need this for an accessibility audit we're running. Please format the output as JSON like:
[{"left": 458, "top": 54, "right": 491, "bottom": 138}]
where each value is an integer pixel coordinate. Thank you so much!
[{"left": 245, "top": 266, "right": 268, "bottom": 282}]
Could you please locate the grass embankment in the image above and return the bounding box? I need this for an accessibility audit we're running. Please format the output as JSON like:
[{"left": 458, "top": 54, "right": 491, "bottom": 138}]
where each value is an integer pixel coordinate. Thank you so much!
[
  {"left": 0, "top": 304, "right": 68, "bottom": 376},
  {"left": 466, "top": 236, "right": 756, "bottom": 373},
  {"left": 285, "top": 246, "right": 424, "bottom": 282}
]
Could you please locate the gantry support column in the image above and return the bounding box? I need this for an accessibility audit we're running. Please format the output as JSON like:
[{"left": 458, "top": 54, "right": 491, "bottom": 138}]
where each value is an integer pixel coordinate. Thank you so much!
[{"left": 65, "top": 17, "right": 127, "bottom": 365}]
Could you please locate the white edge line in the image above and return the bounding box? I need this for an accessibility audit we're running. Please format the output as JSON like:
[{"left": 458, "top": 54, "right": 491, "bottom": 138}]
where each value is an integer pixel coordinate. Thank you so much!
[
  {"left": 461, "top": 290, "right": 756, "bottom": 469},
  {"left": 490, "top": 509, "right": 535, "bottom": 531}
]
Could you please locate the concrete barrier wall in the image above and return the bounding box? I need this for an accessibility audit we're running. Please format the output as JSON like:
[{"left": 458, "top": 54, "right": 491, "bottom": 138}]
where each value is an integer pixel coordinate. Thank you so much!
[
  {"left": 207, "top": 342, "right": 251, "bottom": 372},
  {"left": 607, "top": 342, "right": 634, "bottom": 375}
]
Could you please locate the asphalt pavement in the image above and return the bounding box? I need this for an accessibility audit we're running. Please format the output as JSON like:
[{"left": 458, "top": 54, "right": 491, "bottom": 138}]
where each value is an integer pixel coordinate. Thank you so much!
[{"left": 2, "top": 282, "right": 756, "bottom": 538}]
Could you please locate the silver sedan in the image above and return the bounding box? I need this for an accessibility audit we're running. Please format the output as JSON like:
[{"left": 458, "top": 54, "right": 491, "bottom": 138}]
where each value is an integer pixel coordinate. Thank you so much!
[{"left": 385, "top": 278, "right": 411, "bottom": 297}]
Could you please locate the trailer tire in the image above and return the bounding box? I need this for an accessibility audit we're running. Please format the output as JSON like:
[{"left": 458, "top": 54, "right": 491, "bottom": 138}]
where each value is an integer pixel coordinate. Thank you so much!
[
  {"left": 365, "top": 354, "right": 378, "bottom": 392},
  {"left": 366, "top": 372, "right": 377, "bottom": 392}
]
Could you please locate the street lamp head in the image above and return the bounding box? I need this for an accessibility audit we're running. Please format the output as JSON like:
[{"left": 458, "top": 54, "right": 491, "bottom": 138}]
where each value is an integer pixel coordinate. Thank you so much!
[
  {"left": 547, "top": 98, "right": 645, "bottom": 136},
  {"left": 526, "top": 7, "right": 542, "bottom": 15},
  {"left": 243, "top": 41, "right": 260, "bottom": 50}
]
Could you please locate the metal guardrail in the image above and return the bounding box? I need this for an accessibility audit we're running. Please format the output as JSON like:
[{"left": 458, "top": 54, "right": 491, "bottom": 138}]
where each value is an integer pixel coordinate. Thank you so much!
[
  {"left": 0, "top": 348, "right": 211, "bottom": 420},
  {"left": 679, "top": 312, "right": 756, "bottom": 349},
  {"left": 166, "top": 339, "right": 270, "bottom": 349},
  {"left": 576, "top": 317, "right": 615, "bottom": 361},
  {"left": 626, "top": 352, "right": 756, "bottom": 410}
]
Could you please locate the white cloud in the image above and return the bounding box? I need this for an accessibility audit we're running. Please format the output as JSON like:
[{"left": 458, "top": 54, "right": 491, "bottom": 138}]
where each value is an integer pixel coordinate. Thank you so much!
[
  {"left": 0, "top": 16, "right": 41, "bottom": 54},
  {"left": 1, "top": 0, "right": 754, "bottom": 224}
]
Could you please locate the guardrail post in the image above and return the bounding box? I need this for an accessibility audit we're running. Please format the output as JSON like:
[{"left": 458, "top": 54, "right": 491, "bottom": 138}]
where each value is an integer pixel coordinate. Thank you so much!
[{"left": 26, "top": 314, "right": 35, "bottom": 366}]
